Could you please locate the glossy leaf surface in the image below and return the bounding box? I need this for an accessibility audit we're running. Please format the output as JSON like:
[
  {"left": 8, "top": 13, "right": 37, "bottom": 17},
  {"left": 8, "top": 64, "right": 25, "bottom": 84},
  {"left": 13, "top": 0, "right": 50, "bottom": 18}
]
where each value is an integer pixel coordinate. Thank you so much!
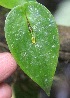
[
  {"left": 5, "top": 2, "right": 59, "bottom": 95},
  {"left": 0, "top": 0, "right": 36, "bottom": 9}
]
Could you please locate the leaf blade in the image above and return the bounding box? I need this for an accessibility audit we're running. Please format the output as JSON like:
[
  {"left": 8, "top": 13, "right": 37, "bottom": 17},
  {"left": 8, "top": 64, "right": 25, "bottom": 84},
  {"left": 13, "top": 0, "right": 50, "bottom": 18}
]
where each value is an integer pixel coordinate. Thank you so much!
[
  {"left": 5, "top": 2, "right": 59, "bottom": 95},
  {"left": 0, "top": 0, "right": 36, "bottom": 9}
]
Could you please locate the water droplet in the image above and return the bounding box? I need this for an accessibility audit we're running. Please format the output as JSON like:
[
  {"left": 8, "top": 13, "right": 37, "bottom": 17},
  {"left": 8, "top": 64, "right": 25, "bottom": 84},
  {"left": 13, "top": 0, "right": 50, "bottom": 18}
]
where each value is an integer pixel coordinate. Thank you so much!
[
  {"left": 33, "top": 25, "right": 37, "bottom": 30},
  {"left": 11, "top": 44, "right": 14, "bottom": 48},
  {"left": 52, "top": 45, "right": 55, "bottom": 48},
  {"left": 45, "top": 79, "right": 48, "bottom": 82},
  {"left": 35, "top": 44, "right": 40, "bottom": 48},
  {"left": 45, "top": 74, "right": 47, "bottom": 77},
  {"left": 26, "top": 66, "right": 28, "bottom": 69},
  {"left": 52, "top": 55, "right": 55, "bottom": 58},
  {"left": 49, "top": 24, "right": 52, "bottom": 27},
  {"left": 15, "top": 38, "right": 18, "bottom": 41},
  {"left": 34, "top": 56, "right": 37, "bottom": 59},
  {"left": 24, "top": 52, "right": 27, "bottom": 57}
]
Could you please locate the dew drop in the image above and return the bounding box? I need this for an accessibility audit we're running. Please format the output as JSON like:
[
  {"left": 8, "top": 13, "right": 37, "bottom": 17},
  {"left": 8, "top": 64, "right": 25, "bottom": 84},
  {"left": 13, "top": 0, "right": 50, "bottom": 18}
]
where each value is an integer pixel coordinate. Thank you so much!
[
  {"left": 35, "top": 44, "right": 40, "bottom": 48},
  {"left": 52, "top": 45, "right": 55, "bottom": 48},
  {"left": 23, "top": 52, "right": 27, "bottom": 57},
  {"left": 11, "top": 44, "right": 14, "bottom": 48},
  {"left": 45, "top": 79, "right": 48, "bottom": 82}
]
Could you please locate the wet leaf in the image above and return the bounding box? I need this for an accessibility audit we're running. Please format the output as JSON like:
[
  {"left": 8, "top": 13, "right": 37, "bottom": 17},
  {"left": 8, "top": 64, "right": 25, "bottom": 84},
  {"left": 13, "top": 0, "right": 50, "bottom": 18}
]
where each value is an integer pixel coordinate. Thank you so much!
[
  {"left": 5, "top": 2, "right": 59, "bottom": 95},
  {"left": 0, "top": 0, "right": 36, "bottom": 9}
]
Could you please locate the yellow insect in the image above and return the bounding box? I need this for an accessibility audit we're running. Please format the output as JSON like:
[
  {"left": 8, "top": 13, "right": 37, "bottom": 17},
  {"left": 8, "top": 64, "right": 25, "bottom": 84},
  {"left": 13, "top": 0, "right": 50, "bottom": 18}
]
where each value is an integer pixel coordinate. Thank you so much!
[{"left": 31, "top": 36, "right": 36, "bottom": 44}]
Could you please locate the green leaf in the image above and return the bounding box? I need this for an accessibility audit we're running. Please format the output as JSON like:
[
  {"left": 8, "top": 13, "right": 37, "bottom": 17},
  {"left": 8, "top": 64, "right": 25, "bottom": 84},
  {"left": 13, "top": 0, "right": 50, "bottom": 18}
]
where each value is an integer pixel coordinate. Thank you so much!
[
  {"left": 5, "top": 2, "right": 59, "bottom": 96},
  {"left": 0, "top": 0, "right": 36, "bottom": 9}
]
